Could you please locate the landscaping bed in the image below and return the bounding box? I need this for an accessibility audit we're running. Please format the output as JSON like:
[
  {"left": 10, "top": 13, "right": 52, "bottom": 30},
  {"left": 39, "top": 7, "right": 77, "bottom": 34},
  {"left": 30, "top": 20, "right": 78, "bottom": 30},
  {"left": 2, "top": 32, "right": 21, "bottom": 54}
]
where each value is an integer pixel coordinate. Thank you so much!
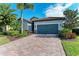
[
  {"left": 59, "top": 28, "right": 79, "bottom": 56},
  {"left": 0, "top": 30, "right": 31, "bottom": 46},
  {"left": 62, "top": 36, "right": 79, "bottom": 56}
]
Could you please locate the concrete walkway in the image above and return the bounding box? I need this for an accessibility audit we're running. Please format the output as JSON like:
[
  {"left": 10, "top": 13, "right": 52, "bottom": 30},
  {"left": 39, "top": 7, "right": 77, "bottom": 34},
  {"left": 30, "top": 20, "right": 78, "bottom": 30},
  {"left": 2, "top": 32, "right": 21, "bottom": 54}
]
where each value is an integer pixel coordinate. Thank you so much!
[{"left": 0, "top": 34, "right": 65, "bottom": 56}]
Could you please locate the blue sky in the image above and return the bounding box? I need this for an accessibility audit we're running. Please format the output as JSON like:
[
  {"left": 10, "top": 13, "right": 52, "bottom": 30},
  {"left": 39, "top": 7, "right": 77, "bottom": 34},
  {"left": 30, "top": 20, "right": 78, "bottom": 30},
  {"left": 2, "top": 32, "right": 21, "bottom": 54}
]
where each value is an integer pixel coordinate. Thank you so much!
[{"left": 10, "top": 3, "right": 79, "bottom": 20}]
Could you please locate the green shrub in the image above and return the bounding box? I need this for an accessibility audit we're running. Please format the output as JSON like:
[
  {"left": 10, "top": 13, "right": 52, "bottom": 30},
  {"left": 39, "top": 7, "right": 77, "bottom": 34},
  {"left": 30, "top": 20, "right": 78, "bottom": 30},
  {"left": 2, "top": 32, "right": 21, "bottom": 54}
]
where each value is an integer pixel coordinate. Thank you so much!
[
  {"left": 17, "top": 31, "right": 28, "bottom": 37},
  {"left": 0, "top": 27, "right": 2, "bottom": 32},
  {"left": 24, "top": 30, "right": 31, "bottom": 34},
  {"left": 0, "top": 30, "right": 30, "bottom": 38},
  {"left": 61, "top": 28, "right": 71, "bottom": 33},
  {"left": 0, "top": 32, "right": 4, "bottom": 35},
  {"left": 9, "top": 30, "right": 19, "bottom": 36},
  {"left": 9, "top": 30, "right": 30, "bottom": 37},
  {"left": 58, "top": 28, "right": 72, "bottom": 39},
  {"left": 58, "top": 31, "right": 65, "bottom": 39},
  {"left": 18, "top": 33, "right": 26, "bottom": 37},
  {"left": 3, "top": 32, "right": 10, "bottom": 35}
]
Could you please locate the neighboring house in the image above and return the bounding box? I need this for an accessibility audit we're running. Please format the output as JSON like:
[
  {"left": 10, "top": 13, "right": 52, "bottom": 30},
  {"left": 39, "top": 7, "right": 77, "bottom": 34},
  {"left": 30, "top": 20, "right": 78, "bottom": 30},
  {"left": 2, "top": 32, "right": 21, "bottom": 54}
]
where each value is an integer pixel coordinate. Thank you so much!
[
  {"left": 23, "top": 19, "right": 32, "bottom": 31},
  {"left": 18, "top": 18, "right": 32, "bottom": 31},
  {"left": 30, "top": 17, "right": 65, "bottom": 35}
]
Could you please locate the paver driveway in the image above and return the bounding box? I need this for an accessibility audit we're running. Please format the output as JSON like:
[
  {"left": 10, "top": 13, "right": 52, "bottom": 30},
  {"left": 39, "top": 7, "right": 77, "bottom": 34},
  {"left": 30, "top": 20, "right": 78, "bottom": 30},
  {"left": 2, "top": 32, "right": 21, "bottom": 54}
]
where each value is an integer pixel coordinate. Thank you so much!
[{"left": 0, "top": 34, "right": 65, "bottom": 56}]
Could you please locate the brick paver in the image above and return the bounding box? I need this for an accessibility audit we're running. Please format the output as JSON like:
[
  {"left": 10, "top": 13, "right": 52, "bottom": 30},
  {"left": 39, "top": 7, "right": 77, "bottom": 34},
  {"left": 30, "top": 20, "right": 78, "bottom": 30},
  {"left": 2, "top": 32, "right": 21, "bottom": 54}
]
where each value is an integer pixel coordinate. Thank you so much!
[{"left": 0, "top": 34, "right": 65, "bottom": 56}]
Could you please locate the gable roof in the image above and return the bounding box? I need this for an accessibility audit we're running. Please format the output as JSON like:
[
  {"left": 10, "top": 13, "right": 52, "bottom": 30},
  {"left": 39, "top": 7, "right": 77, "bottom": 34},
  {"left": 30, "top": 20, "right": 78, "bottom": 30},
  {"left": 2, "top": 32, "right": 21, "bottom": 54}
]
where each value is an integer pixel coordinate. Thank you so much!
[
  {"left": 18, "top": 18, "right": 31, "bottom": 23},
  {"left": 30, "top": 17, "right": 39, "bottom": 20},
  {"left": 30, "top": 17, "right": 65, "bottom": 22},
  {"left": 30, "top": 17, "right": 39, "bottom": 22}
]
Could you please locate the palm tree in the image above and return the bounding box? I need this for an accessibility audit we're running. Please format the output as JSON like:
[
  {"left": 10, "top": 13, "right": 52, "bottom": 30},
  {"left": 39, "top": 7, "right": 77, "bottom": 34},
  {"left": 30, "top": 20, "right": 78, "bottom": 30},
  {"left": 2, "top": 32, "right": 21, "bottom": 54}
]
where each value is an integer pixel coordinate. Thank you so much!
[
  {"left": 0, "top": 4, "right": 16, "bottom": 32},
  {"left": 16, "top": 3, "right": 34, "bottom": 33}
]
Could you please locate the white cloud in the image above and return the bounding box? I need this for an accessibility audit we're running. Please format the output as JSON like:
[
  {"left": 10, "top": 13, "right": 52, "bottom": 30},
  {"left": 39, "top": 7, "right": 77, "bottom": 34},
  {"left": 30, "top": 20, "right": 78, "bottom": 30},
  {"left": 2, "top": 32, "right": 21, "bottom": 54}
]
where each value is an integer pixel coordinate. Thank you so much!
[
  {"left": 77, "top": 8, "right": 79, "bottom": 11},
  {"left": 45, "top": 3, "right": 72, "bottom": 17}
]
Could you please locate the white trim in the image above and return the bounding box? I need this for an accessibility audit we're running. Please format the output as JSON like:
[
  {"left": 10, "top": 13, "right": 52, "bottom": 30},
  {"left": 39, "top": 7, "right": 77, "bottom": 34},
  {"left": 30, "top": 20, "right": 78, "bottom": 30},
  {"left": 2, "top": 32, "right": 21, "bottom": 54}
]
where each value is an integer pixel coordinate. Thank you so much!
[
  {"left": 36, "top": 34, "right": 58, "bottom": 37},
  {"left": 34, "top": 20, "right": 64, "bottom": 34},
  {"left": 34, "top": 20, "right": 63, "bottom": 31}
]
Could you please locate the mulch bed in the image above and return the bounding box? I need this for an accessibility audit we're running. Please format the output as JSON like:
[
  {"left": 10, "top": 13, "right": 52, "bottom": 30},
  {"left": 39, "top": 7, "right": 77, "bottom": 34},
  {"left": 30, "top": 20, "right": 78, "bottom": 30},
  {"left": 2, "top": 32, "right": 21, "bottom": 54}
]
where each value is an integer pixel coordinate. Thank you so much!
[
  {"left": 62, "top": 38, "right": 76, "bottom": 42},
  {"left": 7, "top": 33, "right": 32, "bottom": 41},
  {"left": 7, "top": 36, "right": 20, "bottom": 41}
]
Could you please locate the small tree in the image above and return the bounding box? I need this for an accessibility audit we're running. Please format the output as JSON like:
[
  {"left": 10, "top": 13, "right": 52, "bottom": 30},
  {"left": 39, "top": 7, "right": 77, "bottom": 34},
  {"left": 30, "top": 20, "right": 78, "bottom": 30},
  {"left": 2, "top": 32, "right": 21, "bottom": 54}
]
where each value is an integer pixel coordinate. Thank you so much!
[{"left": 63, "top": 9, "right": 79, "bottom": 30}]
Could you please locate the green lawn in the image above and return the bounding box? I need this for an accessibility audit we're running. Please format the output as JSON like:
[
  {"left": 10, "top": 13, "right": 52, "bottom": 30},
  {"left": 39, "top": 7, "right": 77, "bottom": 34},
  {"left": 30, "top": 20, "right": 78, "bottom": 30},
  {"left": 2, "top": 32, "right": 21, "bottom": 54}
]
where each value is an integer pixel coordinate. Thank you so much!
[
  {"left": 62, "top": 36, "right": 79, "bottom": 56},
  {"left": 0, "top": 35, "right": 10, "bottom": 45}
]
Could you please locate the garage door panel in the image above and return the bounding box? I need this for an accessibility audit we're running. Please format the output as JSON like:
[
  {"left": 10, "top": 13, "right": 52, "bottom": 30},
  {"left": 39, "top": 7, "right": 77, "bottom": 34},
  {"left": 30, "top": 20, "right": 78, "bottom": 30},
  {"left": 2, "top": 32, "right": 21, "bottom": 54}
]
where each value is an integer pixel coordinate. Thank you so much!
[{"left": 37, "top": 24, "right": 58, "bottom": 34}]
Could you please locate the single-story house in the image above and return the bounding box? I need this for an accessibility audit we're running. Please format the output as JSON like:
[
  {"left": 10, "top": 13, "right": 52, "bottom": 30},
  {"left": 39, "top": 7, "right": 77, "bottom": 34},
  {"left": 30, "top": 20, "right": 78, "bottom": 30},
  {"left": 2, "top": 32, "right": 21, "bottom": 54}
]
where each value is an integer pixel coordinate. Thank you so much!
[
  {"left": 19, "top": 17, "right": 65, "bottom": 35},
  {"left": 30, "top": 17, "right": 65, "bottom": 35},
  {"left": 19, "top": 17, "right": 79, "bottom": 35},
  {"left": 18, "top": 18, "right": 32, "bottom": 31}
]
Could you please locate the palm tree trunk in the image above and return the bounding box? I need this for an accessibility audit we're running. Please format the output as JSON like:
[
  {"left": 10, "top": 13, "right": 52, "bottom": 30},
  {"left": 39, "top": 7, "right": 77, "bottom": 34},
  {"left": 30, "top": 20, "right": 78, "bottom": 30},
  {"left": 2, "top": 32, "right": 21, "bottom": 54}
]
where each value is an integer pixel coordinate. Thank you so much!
[{"left": 20, "top": 10, "right": 24, "bottom": 34}]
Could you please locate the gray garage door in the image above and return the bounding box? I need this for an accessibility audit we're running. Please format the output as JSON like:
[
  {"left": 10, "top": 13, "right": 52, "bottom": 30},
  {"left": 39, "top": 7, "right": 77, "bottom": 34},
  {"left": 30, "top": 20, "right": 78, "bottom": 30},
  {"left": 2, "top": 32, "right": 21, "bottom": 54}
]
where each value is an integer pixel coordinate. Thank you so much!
[{"left": 37, "top": 24, "right": 58, "bottom": 34}]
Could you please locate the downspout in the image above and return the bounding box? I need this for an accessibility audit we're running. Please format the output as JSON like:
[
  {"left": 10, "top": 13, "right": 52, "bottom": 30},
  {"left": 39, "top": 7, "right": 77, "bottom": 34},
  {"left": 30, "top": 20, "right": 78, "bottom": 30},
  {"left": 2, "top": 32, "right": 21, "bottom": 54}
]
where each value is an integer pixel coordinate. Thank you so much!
[{"left": 32, "top": 21, "right": 34, "bottom": 33}]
